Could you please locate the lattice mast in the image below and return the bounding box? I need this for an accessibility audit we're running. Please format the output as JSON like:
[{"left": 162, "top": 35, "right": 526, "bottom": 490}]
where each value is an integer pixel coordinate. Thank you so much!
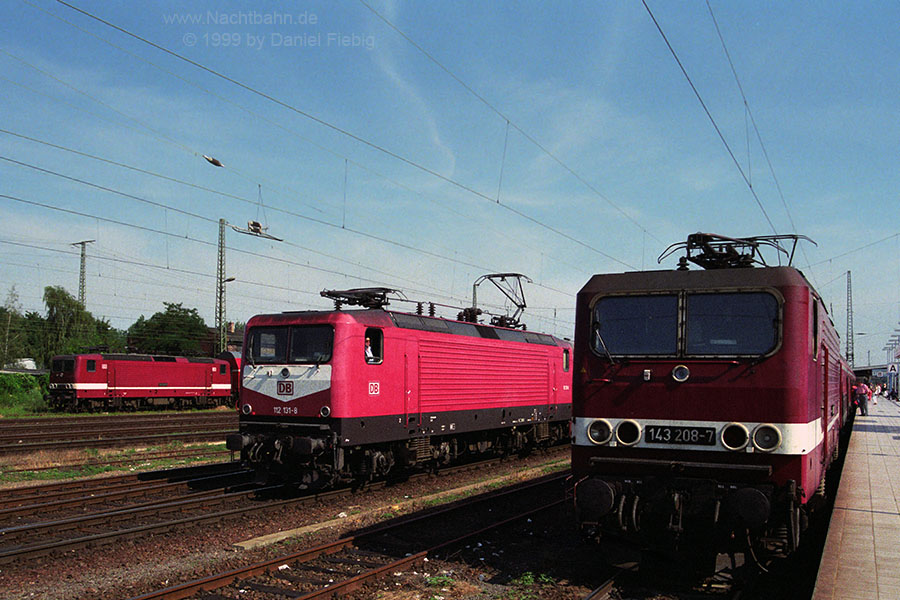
[
  {"left": 216, "top": 219, "right": 227, "bottom": 354},
  {"left": 71, "top": 240, "right": 94, "bottom": 306},
  {"left": 846, "top": 270, "right": 854, "bottom": 367}
]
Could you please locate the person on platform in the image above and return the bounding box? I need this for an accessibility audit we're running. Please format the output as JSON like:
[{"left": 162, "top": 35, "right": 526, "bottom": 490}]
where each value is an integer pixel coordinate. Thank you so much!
[{"left": 856, "top": 380, "right": 871, "bottom": 416}]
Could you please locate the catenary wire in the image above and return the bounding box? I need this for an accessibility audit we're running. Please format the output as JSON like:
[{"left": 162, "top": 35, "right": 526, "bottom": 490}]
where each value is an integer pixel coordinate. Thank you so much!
[
  {"left": 0, "top": 126, "right": 593, "bottom": 288},
  {"left": 357, "top": 0, "right": 663, "bottom": 246},
  {"left": 641, "top": 0, "right": 778, "bottom": 235},
  {"left": 52, "top": 0, "right": 636, "bottom": 271}
]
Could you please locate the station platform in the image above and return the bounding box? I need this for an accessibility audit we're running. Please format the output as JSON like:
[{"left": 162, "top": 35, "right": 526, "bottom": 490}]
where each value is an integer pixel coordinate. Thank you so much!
[{"left": 812, "top": 395, "right": 900, "bottom": 599}]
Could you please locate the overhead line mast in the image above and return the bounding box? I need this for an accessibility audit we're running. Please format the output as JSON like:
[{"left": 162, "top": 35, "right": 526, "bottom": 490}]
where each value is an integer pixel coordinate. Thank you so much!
[
  {"left": 846, "top": 270, "right": 854, "bottom": 367},
  {"left": 71, "top": 239, "right": 94, "bottom": 306}
]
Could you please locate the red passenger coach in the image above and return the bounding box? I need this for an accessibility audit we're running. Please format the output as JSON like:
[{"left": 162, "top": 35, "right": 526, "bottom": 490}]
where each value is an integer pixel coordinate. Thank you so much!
[
  {"left": 227, "top": 288, "right": 572, "bottom": 487},
  {"left": 48, "top": 354, "right": 232, "bottom": 411},
  {"left": 571, "top": 234, "right": 854, "bottom": 570}
]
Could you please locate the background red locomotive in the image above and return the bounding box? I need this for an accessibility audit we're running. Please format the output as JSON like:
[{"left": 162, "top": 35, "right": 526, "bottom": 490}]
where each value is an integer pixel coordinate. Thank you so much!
[
  {"left": 571, "top": 234, "right": 854, "bottom": 570},
  {"left": 217, "top": 350, "right": 243, "bottom": 405},
  {"left": 226, "top": 286, "right": 572, "bottom": 487},
  {"left": 48, "top": 353, "right": 233, "bottom": 411}
]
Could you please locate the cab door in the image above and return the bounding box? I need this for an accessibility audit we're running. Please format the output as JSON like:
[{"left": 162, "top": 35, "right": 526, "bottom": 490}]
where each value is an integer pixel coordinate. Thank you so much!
[
  {"left": 404, "top": 340, "right": 419, "bottom": 430},
  {"left": 820, "top": 346, "right": 830, "bottom": 465},
  {"left": 106, "top": 362, "right": 115, "bottom": 400},
  {"left": 549, "top": 358, "right": 558, "bottom": 418}
]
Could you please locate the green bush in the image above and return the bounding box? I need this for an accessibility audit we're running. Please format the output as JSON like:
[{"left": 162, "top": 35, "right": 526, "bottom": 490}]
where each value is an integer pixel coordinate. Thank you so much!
[{"left": 0, "top": 373, "right": 50, "bottom": 415}]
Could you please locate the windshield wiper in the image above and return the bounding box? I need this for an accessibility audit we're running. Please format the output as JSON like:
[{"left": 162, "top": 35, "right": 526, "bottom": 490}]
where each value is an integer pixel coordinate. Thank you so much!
[
  {"left": 592, "top": 323, "right": 616, "bottom": 365},
  {"left": 247, "top": 341, "right": 256, "bottom": 367}
]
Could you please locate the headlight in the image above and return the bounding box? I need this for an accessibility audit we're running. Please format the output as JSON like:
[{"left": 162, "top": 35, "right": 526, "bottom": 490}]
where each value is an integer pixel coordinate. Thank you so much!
[
  {"left": 672, "top": 365, "right": 691, "bottom": 382},
  {"left": 752, "top": 424, "right": 782, "bottom": 452},
  {"left": 587, "top": 419, "right": 613, "bottom": 445},
  {"left": 615, "top": 420, "right": 642, "bottom": 446},
  {"left": 721, "top": 422, "right": 749, "bottom": 451}
]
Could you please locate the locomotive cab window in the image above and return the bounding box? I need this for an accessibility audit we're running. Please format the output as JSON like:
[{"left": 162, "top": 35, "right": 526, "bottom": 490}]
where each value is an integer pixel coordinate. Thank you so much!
[
  {"left": 563, "top": 349, "right": 570, "bottom": 372},
  {"left": 812, "top": 299, "right": 820, "bottom": 361},
  {"left": 53, "top": 358, "right": 75, "bottom": 373},
  {"left": 685, "top": 292, "right": 779, "bottom": 356},
  {"left": 365, "top": 328, "right": 383, "bottom": 364},
  {"left": 86, "top": 360, "right": 96, "bottom": 373},
  {"left": 591, "top": 291, "right": 780, "bottom": 358},
  {"left": 248, "top": 325, "right": 333, "bottom": 364},
  {"left": 592, "top": 294, "right": 678, "bottom": 356}
]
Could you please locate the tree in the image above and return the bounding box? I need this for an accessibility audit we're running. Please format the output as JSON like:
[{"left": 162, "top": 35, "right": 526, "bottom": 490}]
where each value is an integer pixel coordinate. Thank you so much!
[
  {"left": 44, "top": 285, "right": 91, "bottom": 356},
  {"left": 127, "top": 303, "right": 209, "bottom": 356},
  {"left": 16, "top": 287, "right": 126, "bottom": 366},
  {"left": 1, "top": 286, "right": 26, "bottom": 367}
]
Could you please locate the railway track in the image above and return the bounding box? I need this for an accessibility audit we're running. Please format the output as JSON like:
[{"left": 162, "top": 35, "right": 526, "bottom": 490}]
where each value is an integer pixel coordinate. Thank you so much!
[
  {"left": 0, "top": 412, "right": 237, "bottom": 433},
  {"left": 0, "top": 462, "right": 254, "bottom": 563},
  {"left": 127, "top": 471, "right": 569, "bottom": 600},
  {"left": 0, "top": 412, "right": 237, "bottom": 454},
  {"left": 0, "top": 449, "right": 568, "bottom": 567},
  {"left": 2, "top": 446, "right": 231, "bottom": 474},
  {"left": 0, "top": 461, "right": 242, "bottom": 506}
]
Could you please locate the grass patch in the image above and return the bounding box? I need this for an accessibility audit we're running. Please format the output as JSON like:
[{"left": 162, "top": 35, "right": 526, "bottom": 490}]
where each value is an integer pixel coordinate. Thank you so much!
[
  {"left": 510, "top": 572, "right": 555, "bottom": 586},
  {"left": 0, "top": 442, "right": 228, "bottom": 484},
  {"left": 539, "top": 460, "right": 569, "bottom": 474},
  {"left": 426, "top": 574, "right": 455, "bottom": 587},
  {"left": 422, "top": 491, "right": 471, "bottom": 507},
  {"left": 500, "top": 571, "right": 556, "bottom": 600}
]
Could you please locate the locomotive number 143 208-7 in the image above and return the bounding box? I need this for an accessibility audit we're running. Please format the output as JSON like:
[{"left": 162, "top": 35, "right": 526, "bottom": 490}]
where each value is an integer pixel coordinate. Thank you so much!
[{"left": 645, "top": 425, "right": 716, "bottom": 445}]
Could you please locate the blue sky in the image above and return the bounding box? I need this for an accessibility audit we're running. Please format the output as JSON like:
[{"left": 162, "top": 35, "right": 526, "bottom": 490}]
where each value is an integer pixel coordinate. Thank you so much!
[{"left": 1, "top": 1, "right": 898, "bottom": 365}]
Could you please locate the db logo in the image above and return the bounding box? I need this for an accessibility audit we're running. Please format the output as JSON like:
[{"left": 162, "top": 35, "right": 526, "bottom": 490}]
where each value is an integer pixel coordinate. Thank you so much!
[
  {"left": 277, "top": 381, "right": 294, "bottom": 395},
  {"left": 368, "top": 382, "right": 380, "bottom": 395}
]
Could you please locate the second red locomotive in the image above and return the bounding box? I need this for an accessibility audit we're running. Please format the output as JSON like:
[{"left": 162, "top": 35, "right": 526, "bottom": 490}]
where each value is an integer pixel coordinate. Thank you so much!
[
  {"left": 227, "top": 288, "right": 572, "bottom": 487},
  {"left": 48, "top": 353, "right": 233, "bottom": 411},
  {"left": 571, "top": 234, "right": 854, "bottom": 570}
]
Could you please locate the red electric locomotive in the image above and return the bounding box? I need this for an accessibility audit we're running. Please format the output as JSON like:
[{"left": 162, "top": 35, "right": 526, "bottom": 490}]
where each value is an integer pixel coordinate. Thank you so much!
[
  {"left": 571, "top": 234, "right": 854, "bottom": 570},
  {"left": 226, "top": 287, "right": 572, "bottom": 487},
  {"left": 48, "top": 353, "right": 232, "bottom": 411},
  {"left": 217, "top": 350, "right": 243, "bottom": 406}
]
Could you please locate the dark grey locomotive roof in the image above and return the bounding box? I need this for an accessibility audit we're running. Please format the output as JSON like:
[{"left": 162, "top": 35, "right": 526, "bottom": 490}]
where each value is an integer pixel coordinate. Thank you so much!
[
  {"left": 259, "top": 308, "right": 568, "bottom": 347},
  {"left": 578, "top": 266, "right": 811, "bottom": 297},
  {"left": 57, "top": 354, "right": 219, "bottom": 363}
]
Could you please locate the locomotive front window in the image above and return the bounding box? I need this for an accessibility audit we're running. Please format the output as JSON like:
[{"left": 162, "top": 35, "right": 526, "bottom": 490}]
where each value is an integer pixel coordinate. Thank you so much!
[
  {"left": 52, "top": 358, "right": 75, "bottom": 373},
  {"left": 592, "top": 295, "right": 678, "bottom": 355},
  {"left": 248, "top": 328, "right": 289, "bottom": 363},
  {"left": 248, "top": 325, "right": 333, "bottom": 364},
  {"left": 290, "top": 325, "right": 333, "bottom": 363},
  {"left": 685, "top": 292, "right": 778, "bottom": 356}
]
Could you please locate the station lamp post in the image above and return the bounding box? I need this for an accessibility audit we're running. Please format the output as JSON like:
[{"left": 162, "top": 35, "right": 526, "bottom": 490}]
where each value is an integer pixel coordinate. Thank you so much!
[
  {"left": 887, "top": 331, "right": 900, "bottom": 395},
  {"left": 206, "top": 155, "right": 282, "bottom": 353},
  {"left": 215, "top": 218, "right": 282, "bottom": 353},
  {"left": 854, "top": 332, "right": 867, "bottom": 368}
]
